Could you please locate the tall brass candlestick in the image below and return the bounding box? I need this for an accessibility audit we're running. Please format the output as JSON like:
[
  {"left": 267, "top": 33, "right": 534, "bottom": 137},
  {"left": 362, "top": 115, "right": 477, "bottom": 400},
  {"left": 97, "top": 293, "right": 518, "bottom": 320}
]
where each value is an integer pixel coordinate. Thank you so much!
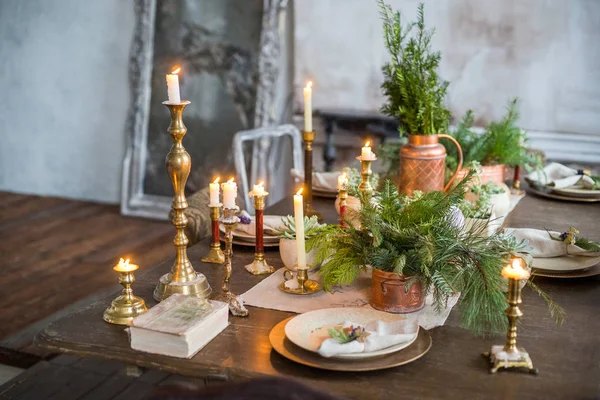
[
  {"left": 154, "top": 101, "right": 212, "bottom": 302},
  {"left": 303, "top": 130, "right": 323, "bottom": 222},
  {"left": 201, "top": 204, "right": 225, "bottom": 264},
  {"left": 218, "top": 206, "right": 249, "bottom": 317},
  {"left": 338, "top": 186, "right": 348, "bottom": 227},
  {"left": 356, "top": 155, "right": 376, "bottom": 204},
  {"left": 245, "top": 193, "right": 274, "bottom": 275}
]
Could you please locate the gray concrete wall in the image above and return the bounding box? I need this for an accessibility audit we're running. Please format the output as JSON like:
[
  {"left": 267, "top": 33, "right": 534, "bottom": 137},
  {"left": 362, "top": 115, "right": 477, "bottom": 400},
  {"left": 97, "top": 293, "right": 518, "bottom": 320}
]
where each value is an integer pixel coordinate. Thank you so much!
[{"left": 0, "top": 0, "right": 135, "bottom": 203}]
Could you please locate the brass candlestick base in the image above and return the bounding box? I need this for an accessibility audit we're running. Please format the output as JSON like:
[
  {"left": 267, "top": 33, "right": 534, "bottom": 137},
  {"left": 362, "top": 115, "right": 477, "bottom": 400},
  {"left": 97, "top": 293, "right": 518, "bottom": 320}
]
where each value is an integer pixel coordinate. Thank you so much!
[
  {"left": 217, "top": 206, "right": 249, "bottom": 317},
  {"left": 104, "top": 262, "right": 147, "bottom": 325},
  {"left": 338, "top": 187, "right": 348, "bottom": 226},
  {"left": 279, "top": 265, "right": 322, "bottom": 295},
  {"left": 154, "top": 101, "right": 211, "bottom": 302},
  {"left": 303, "top": 130, "right": 323, "bottom": 222},
  {"left": 483, "top": 277, "right": 538, "bottom": 374},
  {"left": 245, "top": 194, "right": 274, "bottom": 275},
  {"left": 356, "top": 156, "right": 376, "bottom": 203},
  {"left": 245, "top": 253, "right": 275, "bottom": 275},
  {"left": 201, "top": 205, "right": 225, "bottom": 264}
]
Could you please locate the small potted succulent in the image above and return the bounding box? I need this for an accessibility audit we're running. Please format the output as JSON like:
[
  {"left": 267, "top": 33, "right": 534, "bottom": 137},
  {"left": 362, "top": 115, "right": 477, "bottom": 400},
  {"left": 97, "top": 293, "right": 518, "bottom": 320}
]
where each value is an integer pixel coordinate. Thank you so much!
[{"left": 276, "top": 215, "right": 325, "bottom": 272}]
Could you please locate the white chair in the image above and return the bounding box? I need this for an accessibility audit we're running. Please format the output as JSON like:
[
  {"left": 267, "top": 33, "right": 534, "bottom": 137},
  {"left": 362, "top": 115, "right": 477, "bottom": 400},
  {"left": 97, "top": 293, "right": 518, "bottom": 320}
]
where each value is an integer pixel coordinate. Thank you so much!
[{"left": 233, "top": 124, "right": 303, "bottom": 213}]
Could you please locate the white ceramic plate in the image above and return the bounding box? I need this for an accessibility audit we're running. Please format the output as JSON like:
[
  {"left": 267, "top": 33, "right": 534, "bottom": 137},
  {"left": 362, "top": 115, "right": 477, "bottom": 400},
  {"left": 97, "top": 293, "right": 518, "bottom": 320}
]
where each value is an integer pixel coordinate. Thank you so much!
[
  {"left": 219, "top": 225, "right": 279, "bottom": 243},
  {"left": 284, "top": 308, "right": 419, "bottom": 360},
  {"left": 551, "top": 187, "right": 600, "bottom": 198},
  {"left": 532, "top": 255, "right": 600, "bottom": 272}
]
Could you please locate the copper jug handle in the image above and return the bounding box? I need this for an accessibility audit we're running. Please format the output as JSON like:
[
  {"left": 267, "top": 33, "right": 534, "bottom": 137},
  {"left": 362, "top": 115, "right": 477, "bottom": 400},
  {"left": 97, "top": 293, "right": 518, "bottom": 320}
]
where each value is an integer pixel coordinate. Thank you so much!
[{"left": 439, "top": 134, "right": 463, "bottom": 192}]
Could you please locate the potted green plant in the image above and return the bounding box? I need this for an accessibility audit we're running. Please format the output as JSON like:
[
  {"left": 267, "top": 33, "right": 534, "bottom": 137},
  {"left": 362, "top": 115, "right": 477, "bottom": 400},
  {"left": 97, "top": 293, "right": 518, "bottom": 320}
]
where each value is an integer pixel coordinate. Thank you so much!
[
  {"left": 379, "top": 1, "right": 462, "bottom": 196},
  {"left": 307, "top": 172, "right": 563, "bottom": 334},
  {"left": 276, "top": 215, "right": 324, "bottom": 271}
]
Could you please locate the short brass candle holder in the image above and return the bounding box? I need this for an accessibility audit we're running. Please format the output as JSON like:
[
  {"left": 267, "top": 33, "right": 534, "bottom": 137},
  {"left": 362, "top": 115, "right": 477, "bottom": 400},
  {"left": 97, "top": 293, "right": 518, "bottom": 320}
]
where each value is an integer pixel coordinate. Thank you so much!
[
  {"left": 245, "top": 191, "right": 274, "bottom": 275},
  {"left": 103, "top": 259, "right": 147, "bottom": 325},
  {"left": 356, "top": 155, "right": 376, "bottom": 204},
  {"left": 280, "top": 264, "right": 322, "bottom": 295},
  {"left": 338, "top": 185, "right": 348, "bottom": 227},
  {"left": 154, "top": 100, "right": 212, "bottom": 302},
  {"left": 303, "top": 130, "right": 323, "bottom": 222},
  {"left": 201, "top": 204, "right": 225, "bottom": 264},
  {"left": 483, "top": 274, "right": 538, "bottom": 374},
  {"left": 217, "top": 206, "right": 249, "bottom": 317}
]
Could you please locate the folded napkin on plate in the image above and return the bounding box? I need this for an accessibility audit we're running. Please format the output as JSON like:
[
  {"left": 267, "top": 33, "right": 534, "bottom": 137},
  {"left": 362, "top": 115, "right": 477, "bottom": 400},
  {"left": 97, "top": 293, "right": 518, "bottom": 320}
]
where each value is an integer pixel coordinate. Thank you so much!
[
  {"left": 507, "top": 228, "right": 600, "bottom": 257},
  {"left": 318, "top": 319, "right": 418, "bottom": 358},
  {"left": 527, "top": 163, "right": 595, "bottom": 189},
  {"left": 235, "top": 211, "right": 285, "bottom": 236},
  {"left": 291, "top": 169, "right": 339, "bottom": 191}
]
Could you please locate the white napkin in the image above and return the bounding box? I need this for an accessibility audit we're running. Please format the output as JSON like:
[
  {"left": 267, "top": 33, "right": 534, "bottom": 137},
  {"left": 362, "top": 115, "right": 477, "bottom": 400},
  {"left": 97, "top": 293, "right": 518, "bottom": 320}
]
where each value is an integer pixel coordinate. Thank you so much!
[
  {"left": 317, "top": 319, "right": 418, "bottom": 358},
  {"left": 235, "top": 212, "right": 285, "bottom": 236},
  {"left": 507, "top": 228, "right": 600, "bottom": 257},
  {"left": 291, "top": 169, "right": 340, "bottom": 192},
  {"left": 528, "top": 163, "right": 595, "bottom": 189}
]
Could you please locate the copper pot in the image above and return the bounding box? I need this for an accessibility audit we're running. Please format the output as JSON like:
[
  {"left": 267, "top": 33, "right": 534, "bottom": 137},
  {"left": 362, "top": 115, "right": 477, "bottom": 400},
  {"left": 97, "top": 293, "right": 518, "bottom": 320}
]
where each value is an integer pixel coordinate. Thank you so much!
[
  {"left": 399, "top": 134, "right": 463, "bottom": 196},
  {"left": 370, "top": 269, "right": 425, "bottom": 313},
  {"left": 455, "top": 164, "right": 506, "bottom": 185}
]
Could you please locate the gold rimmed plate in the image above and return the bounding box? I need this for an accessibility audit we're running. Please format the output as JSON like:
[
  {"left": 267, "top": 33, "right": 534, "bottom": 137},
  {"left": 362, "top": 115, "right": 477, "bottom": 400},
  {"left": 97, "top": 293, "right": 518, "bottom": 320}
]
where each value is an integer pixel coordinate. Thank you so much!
[
  {"left": 525, "top": 181, "right": 600, "bottom": 203},
  {"left": 269, "top": 317, "right": 431, "bottom": 372},
  {"left": 533, "top": 264, "right": 600, "bottom": 279}
]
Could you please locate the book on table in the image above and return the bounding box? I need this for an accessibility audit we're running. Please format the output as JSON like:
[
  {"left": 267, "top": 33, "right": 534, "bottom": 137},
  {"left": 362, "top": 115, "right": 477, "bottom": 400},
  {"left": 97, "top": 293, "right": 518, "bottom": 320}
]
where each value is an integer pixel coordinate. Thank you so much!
[{"left": 128, "top": 294, "right": 229, "bottom": 358}]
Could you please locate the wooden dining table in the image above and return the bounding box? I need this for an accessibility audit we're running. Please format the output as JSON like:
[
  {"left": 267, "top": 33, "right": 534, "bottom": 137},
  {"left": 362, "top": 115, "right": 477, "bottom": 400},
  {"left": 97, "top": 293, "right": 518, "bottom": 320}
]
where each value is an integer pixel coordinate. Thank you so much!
[{"left": 35, "top": 192, "right": 600, "bottom": 399}]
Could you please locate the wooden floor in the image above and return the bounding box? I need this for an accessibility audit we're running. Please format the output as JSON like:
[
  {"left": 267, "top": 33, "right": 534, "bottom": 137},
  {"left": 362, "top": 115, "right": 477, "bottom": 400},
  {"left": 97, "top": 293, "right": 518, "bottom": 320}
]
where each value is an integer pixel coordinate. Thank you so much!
[{"left": 0, "top": 192, "right": 174, "bottom": 348}]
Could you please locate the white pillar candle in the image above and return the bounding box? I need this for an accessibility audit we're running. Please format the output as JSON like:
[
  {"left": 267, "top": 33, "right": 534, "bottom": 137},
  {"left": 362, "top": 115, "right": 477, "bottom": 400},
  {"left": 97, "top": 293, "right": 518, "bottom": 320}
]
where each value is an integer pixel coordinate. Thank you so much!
[
  {"left": 166, "top": 67, "right": 181, "bottom": 104},
  {"left": 303, "top": 81, "right": 313, "bottom": 132},
  {"left": 361, "top": 141, "right": 375, "bottom": 160},
  {"left": 209, "top": 177, "right": 220, "bottom": 206},
  {"left": 337, "top": 172, "right": 349, "bottom": 190},
  {"left": 294, "top": 188, "right": 307, "bottom": 269},
  {"left": 221, "top": 178, "right": 238, "bottom": 209},
  {"left": 501, "top": 258, "right": 530, "bottom": 280}
]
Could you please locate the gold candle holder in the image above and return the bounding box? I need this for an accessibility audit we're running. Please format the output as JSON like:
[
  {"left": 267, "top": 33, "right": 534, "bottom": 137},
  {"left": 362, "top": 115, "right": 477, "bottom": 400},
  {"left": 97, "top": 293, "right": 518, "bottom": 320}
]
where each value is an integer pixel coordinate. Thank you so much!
[
  {"left": 104, "top": 259, "right": 147, "bottom": 325},
  {"left": 303, "top": 130, "right": 323, "bottom": 222},
  {"left": 338, "top": 186, "right": 348, "bottom": 227},
  {"left": 245, "top": 193, "right": 274, "bottom": 275},
  {"left": 154, "top": 101, "right": 212, "bottom": 302},
  {"left": 201, "top": 204, "right": 225, "bottom": 264},
  {"left": 483, "top": 275, "right": 538, "bottom": 374},
  {"left": 279, "top": 265, "right": 322, "bottom": 295},
  {"left": 356, "top": 155, "right": 377, "bottom": 204},
  {"left": 217, "top": 206, "right": 249, "bottom": 317}
]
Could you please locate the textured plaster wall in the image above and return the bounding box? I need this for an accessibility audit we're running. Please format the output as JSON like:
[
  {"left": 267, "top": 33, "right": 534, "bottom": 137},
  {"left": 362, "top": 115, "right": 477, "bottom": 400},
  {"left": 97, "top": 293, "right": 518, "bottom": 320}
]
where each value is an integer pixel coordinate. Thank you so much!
[
  {"left": 0, "top": 0, "right": 135, "bottom": 203},
  {"left": 295, "top": 0, "right": 600, "bottom": 136}
]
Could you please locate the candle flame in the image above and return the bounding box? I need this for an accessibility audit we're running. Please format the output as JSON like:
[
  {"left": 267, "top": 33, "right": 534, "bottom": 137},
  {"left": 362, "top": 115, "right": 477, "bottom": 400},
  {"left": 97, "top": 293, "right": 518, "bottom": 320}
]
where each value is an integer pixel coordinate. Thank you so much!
[
  {"left": 306, "top": 81, "right": 312, "bottom": 89},
  {"left": 258, "top": 181, "right": 264, "bottom": 188},
  {"left": 213, "top": 177, "right": 220, "bottom": 184},
  {"left": 296, "top": 188, "right": 303, "bottom": 196},
  {"left": 119, "top": 258, "right": 130, "bottom": 267},
  {"left": 364, "top": 141, "right": 371, "bottom": 147},
  {"left": 171, "top": 67, "right": 181, "bottom": 75},
  {"left": 227, "top": 177, "right": 235, "bottom": 183},
  {"left": 512, "top": 258, "right": 522, "bottom": 270}
]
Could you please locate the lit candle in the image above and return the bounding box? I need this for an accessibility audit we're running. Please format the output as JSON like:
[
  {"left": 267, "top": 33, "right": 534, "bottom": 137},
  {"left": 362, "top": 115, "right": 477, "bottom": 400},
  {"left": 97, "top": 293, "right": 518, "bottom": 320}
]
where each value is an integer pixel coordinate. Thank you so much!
[
  {"left": 166, "top": 67, "right": 181, "bottom": 104},
  {"left": 338, "top": 172, "right": 349, "bottom": 190},
  {"left": 250, "top": 181, "right": 267, "bottom": 197},
  {"left": 501, "top": 258, "right": 530, "bottom": 280},
  {"left": 113, "top": 258, "right": 138, "bottom": 273},
  {"left": 303, "top": 81, "right": 313, "bottom": 132},
  {"left": 221, "top": 178, "right": 238, "bottom": 209},
  {"left": 209, "top": 177, "right": 220, "bottom": 206},
  {"left": 294, "top": 188, "right": 307, "bottom": 269},
  {"left": 361, "top": 141, "right": 375, "bottom": 160}
]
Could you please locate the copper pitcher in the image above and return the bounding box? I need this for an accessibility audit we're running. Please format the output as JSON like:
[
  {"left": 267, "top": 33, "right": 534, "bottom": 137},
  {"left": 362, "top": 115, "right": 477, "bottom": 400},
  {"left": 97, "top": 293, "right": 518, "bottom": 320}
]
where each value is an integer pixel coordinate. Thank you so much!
[
  {"left": 370, "top": 269, "right": 425, "bottom": 313},
  {"left": 399, "top": 134, "right": 463, "bottom": 196}
]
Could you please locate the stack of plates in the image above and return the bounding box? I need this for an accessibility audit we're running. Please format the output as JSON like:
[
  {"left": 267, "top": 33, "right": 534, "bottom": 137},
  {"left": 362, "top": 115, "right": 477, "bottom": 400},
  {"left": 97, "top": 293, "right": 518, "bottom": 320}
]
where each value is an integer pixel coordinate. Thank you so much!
[
  {"left": 526, "top": 180, "right": 600, "bottom": 203},
  {"left": 532, "top": 255, "right": 600, "bottom": 278},
  {"left": 313, "top": 187, "right": 337, "bottom": 198},
  {"left": 269, "top": 308, "right": 431, "bottom": 371},
  {"left": 219, "top": 225, "right": 280, "bottom": 247}
]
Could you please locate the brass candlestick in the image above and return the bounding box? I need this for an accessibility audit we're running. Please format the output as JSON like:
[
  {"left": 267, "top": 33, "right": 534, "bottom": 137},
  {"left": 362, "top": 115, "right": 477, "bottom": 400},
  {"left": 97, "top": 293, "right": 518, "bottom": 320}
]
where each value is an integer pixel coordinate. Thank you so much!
[
  {"left": 201, "top": 204, "right": 225, "bottom": 264},
  {"left": 338, "top": 186, "right": 348, "bottom": 227},
  {"left": 483, "top": 276, "right": 537, "bottom": 374},
  {"left": 280, "top": 264, "right": 322, "bottom": 295},
  {"left": 511, "top": 165, "right": 524, "bottom": 195},
  {"left": 104, "top": 259, "right": 147, "bottom": 325},
  {"left": 303, "top": 130, "right": 323, "bottom": 222},
  {"left": 217, "top": 206, "right": 249, "bottom": 317},
  {"left": 154, "top": 101, "right": 212, "bottom": 302},
  {"left": 245, "top": 193, "right": 274, "bottom": 275},
  {"left": 356, "top": 155, "right": 377, "bottom": 204}
]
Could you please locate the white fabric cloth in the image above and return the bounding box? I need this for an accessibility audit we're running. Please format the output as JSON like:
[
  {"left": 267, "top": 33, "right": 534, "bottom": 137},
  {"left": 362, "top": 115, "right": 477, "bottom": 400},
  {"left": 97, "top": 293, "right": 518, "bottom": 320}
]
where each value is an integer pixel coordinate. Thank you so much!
[
  {"left": 528, "top": 162, "right": 595, "bottom": 189},
  {"left": 241, "top": 268, "right": 460, "bottom": 331},
  {"left": 291, "top": 169, "right": 340, "bottom": 191},
  {"left": 507, "top": 228, "right": 600, "bottom": 257},
  {"left": 318, "top": 319, "right": 418, "bottom": 358},
  {"left": 235, "top": 212, "right": 285, "bottom": 236}
]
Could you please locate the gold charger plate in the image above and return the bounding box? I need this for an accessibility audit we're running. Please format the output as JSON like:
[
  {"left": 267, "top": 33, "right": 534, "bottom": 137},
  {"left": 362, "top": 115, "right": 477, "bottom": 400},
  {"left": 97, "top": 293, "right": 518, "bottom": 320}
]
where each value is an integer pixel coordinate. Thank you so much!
[
  {"left": 526, "top": 181, "right": 600, "bottom": 203},
  {"left": 269, "top": 317, "right": 431, "bottom": 371},
  {"left": 534, "top": 264, "right": 600, "bottom": 279}
]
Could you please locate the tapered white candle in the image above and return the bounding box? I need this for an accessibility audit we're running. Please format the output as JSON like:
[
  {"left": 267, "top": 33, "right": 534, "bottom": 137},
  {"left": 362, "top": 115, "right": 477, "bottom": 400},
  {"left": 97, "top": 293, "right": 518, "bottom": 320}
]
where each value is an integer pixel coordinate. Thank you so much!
[
  {"left": 251, "top": 181, "right": 267, "bottom": 197},
  {"left": 303, "top": 81, "right": 313, "bottom": 132},
  {"left": 361, "top": 141, "right": 375, "bottom": 160},
  {"left": 166, "top": 67, "right": 181, "bottom": 104},
  {"left": 221, "top": 178, "right": 237, "bottom": 209},
  {"left": 338, "top": 172, "right": 349, "bottom": 190},
  {"left": 501, "top": 258, "right": 530, "bottom": 280},
  {"left": 209, "top": 177, "right": 220, "bottom": 206},
  {"left": 294, "top": 188, "right": 307, "bottom": 269}
]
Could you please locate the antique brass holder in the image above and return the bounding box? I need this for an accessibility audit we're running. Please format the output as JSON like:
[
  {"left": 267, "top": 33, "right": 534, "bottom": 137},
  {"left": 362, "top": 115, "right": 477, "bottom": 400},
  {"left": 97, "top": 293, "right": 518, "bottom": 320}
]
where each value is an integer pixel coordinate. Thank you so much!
[
  {"left": 483, "top": 277, "right": 538, "bottom": 374},
  {"left": 245, "top": 194, "right": 275, "bottom": 275},
  {"left": 217, "top": 206, "right": 249, "bottom": 317},
  {"left": 279, "top": 264, "right": 322, "bottom": 295},
  {"left": 154, "top": 101, "right": 212, "bottom": 302},
  {"left": 201, "top": 204, "right": 225, "bottom": 264},
  {"left": 303, "top": 130, "right": 323, "bottom": 222},
  {"left": 356, "top": 155, "right": 377, "bottom": 204},
  {"left": 103, "top": 263, "right": 147, "bottom": 325},
  {"left": 338, "top": 186, "right": 348, "bottom": 227}
]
